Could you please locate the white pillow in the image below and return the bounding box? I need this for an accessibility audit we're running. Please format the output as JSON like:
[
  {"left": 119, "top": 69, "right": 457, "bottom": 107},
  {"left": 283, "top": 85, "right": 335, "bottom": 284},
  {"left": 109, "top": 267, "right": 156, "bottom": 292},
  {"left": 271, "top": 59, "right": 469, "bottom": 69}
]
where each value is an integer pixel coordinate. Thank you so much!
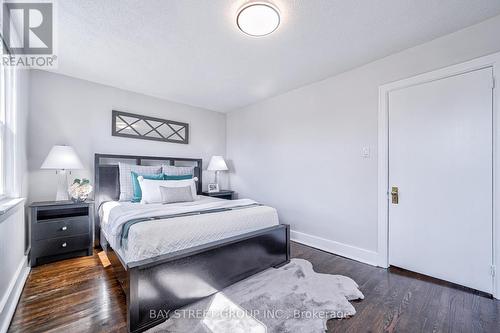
[{"left": 138, "top": 176, "right": 197, "bottom": 204}]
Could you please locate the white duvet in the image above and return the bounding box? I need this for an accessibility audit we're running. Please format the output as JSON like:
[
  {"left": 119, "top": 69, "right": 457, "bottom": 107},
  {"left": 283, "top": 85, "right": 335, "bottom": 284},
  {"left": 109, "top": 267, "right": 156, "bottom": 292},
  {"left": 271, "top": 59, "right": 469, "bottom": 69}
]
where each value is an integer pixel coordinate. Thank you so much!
[{"left": 100, "top": 196, "right": 279, "bottom": 264}]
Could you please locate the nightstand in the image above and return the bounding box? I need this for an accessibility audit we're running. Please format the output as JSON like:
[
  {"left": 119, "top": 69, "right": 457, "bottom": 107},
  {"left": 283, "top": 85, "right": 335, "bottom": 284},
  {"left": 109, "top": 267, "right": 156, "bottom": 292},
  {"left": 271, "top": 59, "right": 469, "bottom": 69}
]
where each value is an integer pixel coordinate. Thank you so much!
[
  {"left": 29, "top": 201, "right": 94, "bottom": 267},
  {"left": 202, "top": 190, "right": 235, "bottom": 200}
]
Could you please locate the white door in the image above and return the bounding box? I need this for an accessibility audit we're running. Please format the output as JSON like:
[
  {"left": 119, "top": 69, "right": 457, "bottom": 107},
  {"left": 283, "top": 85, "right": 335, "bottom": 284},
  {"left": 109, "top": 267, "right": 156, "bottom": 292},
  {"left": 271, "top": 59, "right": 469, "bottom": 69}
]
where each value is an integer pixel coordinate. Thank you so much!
[{"left": 388, "top": 67, "right": 494, "bottom": 294}]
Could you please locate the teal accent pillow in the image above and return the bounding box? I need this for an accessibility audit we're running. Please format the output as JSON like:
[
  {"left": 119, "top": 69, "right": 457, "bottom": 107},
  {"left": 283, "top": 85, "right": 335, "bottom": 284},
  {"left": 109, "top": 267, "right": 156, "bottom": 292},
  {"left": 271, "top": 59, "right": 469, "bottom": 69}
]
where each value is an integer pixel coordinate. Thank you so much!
[
  {"left": 163, "top": 174, "right": 193, "bottom": 180},
  {"left": 131, "top": 171, "right": 164, "bottom": 202}
]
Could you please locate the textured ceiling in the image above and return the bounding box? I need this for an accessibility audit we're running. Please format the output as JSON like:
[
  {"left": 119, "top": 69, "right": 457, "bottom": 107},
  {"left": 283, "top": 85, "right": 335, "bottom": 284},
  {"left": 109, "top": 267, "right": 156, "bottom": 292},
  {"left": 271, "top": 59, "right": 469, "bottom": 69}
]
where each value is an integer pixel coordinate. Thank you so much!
[{"left": 50, "top": 0, "right": 500, "bottom": 112}]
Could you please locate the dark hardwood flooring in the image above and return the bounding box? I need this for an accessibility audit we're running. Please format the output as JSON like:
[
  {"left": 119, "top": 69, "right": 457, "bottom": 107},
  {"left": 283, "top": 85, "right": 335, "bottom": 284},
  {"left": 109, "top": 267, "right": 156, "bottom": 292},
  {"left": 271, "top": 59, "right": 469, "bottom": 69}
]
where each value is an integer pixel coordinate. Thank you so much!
[
  {"left": 8, "top": 254, "right": 127, "bottom": 333},
  {"left": 8, "top": 242, "right": 500, "bottom": 332},
  {"left": 292, "top": 243, "right": 500, "bottom": 333}
]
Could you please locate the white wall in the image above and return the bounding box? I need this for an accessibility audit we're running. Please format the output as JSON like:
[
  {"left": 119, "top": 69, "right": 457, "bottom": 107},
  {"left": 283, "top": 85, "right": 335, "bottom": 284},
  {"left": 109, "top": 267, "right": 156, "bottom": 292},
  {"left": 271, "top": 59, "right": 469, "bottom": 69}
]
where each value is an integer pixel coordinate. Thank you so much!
[
  {"left": 226, "top": 15, "right": 500, "bottom": 264},
  {"left": 0, "top": 206, "right": 28, "bottom": 333},
  {"left": 28, "top": 70, "right": 227, "bottom": 202},
  {"left": 0, "top": 68, "right": 30, "bottom": 333}
]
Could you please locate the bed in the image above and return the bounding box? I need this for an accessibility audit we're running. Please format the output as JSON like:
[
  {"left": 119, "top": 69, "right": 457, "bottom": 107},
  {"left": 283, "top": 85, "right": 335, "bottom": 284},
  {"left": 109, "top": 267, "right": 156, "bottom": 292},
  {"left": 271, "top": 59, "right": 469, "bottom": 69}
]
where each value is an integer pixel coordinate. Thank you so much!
[{"left": 94, "top": 153, "right": 290, "bottom": 333}]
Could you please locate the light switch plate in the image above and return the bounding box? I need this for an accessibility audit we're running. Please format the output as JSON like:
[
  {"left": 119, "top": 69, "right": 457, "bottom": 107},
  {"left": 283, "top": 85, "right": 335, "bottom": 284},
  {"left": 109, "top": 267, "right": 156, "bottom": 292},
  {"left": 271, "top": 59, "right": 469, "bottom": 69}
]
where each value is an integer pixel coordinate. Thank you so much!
[{"left": 362, "top": 147, "right": 370, "bottom": 158}]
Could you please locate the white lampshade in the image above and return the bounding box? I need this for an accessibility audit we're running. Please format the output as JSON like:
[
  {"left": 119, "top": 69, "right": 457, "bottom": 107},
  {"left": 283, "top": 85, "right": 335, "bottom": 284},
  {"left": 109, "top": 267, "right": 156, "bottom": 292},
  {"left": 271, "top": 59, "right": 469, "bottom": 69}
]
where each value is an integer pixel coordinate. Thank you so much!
[
  {"left": 41, "top": 145, "right": 83, "bottom": 170},
  {"left": 207, "top": 156, "right": 228, "bottom": 171}
]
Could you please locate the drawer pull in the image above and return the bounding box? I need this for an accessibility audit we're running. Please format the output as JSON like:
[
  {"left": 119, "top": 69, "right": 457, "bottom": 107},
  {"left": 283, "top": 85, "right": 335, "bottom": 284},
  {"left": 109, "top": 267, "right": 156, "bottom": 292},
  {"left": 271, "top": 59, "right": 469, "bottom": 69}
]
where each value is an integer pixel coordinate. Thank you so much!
[
  {"left": 61, "top": 242, "right": 67, "bottom": 248},
  {"left": 61, "top": 226, "right": 68, "bottom": 231}
]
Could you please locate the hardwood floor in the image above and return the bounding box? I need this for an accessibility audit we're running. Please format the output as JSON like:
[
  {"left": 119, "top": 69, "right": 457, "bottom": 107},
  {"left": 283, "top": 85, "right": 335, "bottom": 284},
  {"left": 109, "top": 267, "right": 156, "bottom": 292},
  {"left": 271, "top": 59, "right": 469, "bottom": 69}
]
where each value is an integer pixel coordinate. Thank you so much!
[
  {"left": 8, "top": 254, "right": 127, "bottom": 333},
  {"left": 8, "top": 242, "right": 500, "bottom": 332},
  {"left": 292, "top": 243, "right": 500, "bottom": 333}
]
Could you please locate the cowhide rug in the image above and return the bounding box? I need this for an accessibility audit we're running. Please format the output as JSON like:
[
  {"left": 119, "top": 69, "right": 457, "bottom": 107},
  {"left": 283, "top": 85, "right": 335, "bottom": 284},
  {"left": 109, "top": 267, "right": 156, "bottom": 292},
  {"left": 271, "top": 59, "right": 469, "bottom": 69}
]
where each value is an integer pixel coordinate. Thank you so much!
[{"left": 147, "top": 258, "right": 364, "bottom": 333}]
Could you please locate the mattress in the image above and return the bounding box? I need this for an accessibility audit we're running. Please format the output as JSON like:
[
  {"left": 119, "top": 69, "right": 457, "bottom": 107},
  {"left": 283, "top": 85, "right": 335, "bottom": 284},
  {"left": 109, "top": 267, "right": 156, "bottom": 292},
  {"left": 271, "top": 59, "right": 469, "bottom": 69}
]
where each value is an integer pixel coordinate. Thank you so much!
[{"left": 99, "top": 196, "right": 279, "bottom": 264}]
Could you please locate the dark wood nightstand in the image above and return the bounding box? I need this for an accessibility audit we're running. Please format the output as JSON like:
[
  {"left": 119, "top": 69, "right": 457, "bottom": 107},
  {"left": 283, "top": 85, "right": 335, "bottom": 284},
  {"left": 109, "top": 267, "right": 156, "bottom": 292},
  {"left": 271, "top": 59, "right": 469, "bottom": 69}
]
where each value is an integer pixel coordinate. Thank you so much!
[
  {"left": 202, "top": 190, "right": 235, "bottom": 200},
  {"left": 29, "top": 200, "right": 94, "bottom": 267}
]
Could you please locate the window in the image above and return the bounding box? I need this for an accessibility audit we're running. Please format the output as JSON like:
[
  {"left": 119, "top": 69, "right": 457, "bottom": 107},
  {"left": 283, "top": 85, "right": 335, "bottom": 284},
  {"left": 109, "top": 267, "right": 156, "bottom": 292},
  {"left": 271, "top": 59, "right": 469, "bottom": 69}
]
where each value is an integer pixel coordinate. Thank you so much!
[
  {"left": 0, "top": 42, "right": 15, "bottom": 199},
  {"left": 0, "top": 58, "right": 5, "bottom": 197}
]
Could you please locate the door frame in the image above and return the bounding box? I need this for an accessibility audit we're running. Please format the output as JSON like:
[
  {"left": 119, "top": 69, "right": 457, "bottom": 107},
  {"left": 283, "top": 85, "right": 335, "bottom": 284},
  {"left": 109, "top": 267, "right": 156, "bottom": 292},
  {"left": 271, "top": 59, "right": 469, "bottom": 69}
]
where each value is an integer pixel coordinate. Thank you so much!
[{"left": 378, "top": 52, "right": 500, "bottom": 298}]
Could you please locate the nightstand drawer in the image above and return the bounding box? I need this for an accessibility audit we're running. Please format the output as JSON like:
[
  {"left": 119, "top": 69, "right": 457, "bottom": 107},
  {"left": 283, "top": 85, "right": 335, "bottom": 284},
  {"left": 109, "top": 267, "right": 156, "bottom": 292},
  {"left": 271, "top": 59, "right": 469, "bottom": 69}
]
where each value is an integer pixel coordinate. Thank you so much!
[
  {"left": 34, "top": 216, "right": 89, "bottom": 240},
  {"left": 202, "top": 190, "right": 235, "bottom": 200},
  {"left": 34, "top": 234, "right": 91, "bottom": 257}
]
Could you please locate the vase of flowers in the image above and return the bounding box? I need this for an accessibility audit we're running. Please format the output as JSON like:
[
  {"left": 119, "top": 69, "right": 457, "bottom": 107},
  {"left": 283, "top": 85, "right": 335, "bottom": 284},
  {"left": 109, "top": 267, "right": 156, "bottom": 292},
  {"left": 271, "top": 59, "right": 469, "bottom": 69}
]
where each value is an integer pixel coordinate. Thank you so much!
[{"left": 69, "top": 178, "right": 93, "bottom": 203}]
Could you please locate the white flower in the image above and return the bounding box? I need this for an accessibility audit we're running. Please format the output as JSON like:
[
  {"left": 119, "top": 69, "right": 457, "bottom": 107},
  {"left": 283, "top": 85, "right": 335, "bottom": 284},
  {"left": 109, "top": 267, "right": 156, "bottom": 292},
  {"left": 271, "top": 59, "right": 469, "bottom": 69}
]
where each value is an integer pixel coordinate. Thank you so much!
[{"left": 69, "top": 180, "right": 93, "bottom": 199}]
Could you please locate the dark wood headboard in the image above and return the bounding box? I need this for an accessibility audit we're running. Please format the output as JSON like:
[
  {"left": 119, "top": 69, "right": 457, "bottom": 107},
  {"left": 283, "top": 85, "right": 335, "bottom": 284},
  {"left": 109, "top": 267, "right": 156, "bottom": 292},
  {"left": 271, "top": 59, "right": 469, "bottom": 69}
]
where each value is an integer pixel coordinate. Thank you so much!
[{"left": 94, "top": 153, "right": 203, "bottom": 246}]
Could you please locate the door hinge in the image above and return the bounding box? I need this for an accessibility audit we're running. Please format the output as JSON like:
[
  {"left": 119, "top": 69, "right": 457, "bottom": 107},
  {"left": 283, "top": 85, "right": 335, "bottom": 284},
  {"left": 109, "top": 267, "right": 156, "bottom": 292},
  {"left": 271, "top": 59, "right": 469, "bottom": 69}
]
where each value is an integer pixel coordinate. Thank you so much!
[{"left": 491, "top": 265, "right": 496, "bottom": 277}]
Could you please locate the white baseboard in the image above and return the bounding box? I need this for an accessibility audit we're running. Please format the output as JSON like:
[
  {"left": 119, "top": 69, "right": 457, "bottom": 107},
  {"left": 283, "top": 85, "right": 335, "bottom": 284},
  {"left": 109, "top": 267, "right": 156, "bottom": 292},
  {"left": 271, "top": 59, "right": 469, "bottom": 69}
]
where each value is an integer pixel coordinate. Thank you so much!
[
  {"left": 0, "top": 256, "right": 30, "bottom": 333},
  {"left": 290, "top": 230, "right": 378, "bottom": 266}
]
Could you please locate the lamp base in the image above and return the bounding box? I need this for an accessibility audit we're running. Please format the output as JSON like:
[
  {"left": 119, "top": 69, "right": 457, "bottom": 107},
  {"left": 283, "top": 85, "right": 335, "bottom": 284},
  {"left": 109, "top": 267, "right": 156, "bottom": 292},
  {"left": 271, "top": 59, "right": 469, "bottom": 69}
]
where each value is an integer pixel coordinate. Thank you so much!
[
  {"left": 213, "top": 171, "right": 221, "bottom": 192},
  {"left": 55, "top": 170, "right": 69, "bottom": 201}
]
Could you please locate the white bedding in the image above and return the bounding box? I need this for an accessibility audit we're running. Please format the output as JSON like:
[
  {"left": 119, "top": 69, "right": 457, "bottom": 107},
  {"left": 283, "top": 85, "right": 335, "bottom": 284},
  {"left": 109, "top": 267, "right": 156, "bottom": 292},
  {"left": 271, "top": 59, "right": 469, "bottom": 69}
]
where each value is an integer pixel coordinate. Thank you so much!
[{"left": 100, "top": 196, "right": 279, "bottom": 264}]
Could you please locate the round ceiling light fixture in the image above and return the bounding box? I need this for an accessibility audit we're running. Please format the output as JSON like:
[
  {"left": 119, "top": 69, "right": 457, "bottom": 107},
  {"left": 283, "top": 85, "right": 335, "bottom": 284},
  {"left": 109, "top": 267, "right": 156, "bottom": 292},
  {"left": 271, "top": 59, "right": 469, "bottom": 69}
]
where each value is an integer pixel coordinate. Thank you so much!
[{"left": 237, "top": 2, "right": 280, "bottom": 37}]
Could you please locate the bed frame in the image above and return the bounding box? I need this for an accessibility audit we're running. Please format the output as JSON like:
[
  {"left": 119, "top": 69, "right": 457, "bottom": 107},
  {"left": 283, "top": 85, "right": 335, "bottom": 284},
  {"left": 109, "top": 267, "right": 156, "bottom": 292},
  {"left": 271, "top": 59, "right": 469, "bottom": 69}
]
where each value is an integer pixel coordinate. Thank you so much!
[{"left": 94, "top": 153, "right": 290, "bottom": 333}]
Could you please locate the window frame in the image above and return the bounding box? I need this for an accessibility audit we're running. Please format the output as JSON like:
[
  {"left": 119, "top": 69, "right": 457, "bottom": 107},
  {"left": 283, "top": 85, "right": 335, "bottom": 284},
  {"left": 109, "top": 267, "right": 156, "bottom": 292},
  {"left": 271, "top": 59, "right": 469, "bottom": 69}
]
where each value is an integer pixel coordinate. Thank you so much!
[
  {"left": 0, "top": 50, "right": 6, "bottom": 198},
  {"left": 0, "top": 35, "right": 12, "bottom": 199}
]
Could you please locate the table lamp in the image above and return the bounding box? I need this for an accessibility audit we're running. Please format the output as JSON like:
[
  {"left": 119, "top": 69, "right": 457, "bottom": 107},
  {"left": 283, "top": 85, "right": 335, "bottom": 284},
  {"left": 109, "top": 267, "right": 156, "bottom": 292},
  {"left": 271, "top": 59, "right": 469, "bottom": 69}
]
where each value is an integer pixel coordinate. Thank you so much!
[
  {"left": 41, "top": 145, "right": 84, "bottom": 201},
  {"left": 207, "top": 156, "right": 228, "bottom": 192}
]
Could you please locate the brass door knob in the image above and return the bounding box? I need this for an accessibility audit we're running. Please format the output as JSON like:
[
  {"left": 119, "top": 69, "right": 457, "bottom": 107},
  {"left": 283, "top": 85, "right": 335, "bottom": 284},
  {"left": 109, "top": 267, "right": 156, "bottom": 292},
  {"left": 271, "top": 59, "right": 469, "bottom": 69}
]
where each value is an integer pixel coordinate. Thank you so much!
[{"left": 391, "top": 187, "right": 399, "bottom": 204}]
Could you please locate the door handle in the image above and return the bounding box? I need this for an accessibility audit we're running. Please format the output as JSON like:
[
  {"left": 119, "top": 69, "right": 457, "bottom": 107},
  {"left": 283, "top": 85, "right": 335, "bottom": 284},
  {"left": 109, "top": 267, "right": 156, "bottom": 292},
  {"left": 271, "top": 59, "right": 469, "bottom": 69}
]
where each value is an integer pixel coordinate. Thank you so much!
[{"left": 391, "top": 186, "right": 399, "bottom": 204}]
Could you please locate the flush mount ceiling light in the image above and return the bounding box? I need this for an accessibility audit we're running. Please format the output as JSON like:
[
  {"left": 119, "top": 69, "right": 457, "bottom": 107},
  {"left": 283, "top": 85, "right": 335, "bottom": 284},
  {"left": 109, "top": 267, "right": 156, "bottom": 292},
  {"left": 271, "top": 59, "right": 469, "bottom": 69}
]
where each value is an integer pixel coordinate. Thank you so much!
[{"left": 237, "top": 3, "right": 280, "bottom": 37}]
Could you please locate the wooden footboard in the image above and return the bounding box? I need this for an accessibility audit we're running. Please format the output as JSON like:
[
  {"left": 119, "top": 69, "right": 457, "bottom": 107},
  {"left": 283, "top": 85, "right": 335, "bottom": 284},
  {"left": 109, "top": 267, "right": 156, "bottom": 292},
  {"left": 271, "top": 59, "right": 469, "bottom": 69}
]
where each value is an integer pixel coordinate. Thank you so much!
[{"left": 103, "top": 224, "right": 290, "bottom": 333}]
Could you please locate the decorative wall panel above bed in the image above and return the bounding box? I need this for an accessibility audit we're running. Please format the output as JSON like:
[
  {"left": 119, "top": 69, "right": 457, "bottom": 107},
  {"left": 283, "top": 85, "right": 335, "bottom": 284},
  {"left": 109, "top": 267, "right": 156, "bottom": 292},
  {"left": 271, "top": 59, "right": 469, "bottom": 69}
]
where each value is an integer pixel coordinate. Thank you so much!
[{"left": 112, "top": 110, "right": 189, "bottom": 144}]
